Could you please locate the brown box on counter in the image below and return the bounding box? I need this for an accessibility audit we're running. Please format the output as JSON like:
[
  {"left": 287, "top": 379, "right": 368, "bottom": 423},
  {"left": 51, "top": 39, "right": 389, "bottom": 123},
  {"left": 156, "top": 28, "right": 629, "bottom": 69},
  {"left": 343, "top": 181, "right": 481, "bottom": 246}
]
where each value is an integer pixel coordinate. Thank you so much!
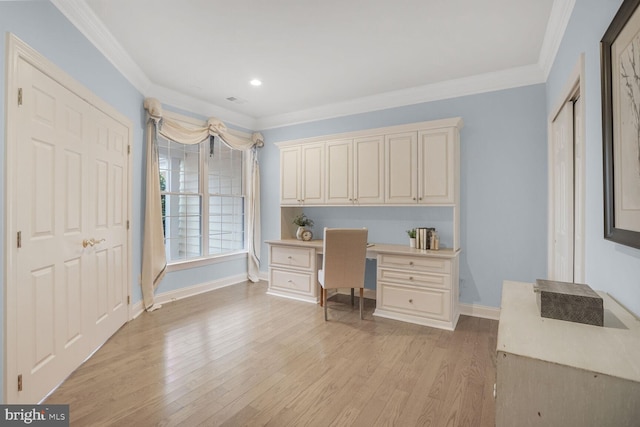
[{"left": 533, "top": 279, "right": 604, "bottom": 326}]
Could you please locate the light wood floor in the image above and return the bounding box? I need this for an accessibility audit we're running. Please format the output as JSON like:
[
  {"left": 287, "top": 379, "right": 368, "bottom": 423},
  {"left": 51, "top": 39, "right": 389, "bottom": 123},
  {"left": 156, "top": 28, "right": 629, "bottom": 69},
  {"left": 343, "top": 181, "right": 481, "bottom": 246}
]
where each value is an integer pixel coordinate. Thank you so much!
[{"left": 46, "top": 281, "right": 498, "bottom": 426}]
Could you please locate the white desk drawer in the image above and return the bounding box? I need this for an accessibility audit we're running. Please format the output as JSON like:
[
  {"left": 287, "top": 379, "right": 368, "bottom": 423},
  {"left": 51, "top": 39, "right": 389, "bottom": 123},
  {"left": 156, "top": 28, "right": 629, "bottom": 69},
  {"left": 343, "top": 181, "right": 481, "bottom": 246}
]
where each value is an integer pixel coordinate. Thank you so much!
[
  {"left": 379, "top": 283, "right": 451, "bottom": 321},
  {"left": 270, "top": 246, "right": 314, "bottom": 269},
  {"left": 378, "top": 268, "right": 450, "bottom": 290},
  {"left": 378, "top": 254, "right": 451, "bottom": 273},
  {"left": 270, "top": 269, "right": 313, "bottom": 294}
]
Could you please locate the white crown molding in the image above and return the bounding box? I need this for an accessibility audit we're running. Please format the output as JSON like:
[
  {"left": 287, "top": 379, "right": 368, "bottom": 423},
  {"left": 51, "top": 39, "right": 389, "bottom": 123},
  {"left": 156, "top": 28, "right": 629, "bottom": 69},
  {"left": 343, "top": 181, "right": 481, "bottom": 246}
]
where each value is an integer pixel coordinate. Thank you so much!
[
  {"left": 50, "top": 0, "right": 257, "bottom": 130},
  {"left": 52, "top": 0, "right": 574, "bottom": 132},
  {"left": 50, "top": 0, "right": 151, "bottom": 93},
  {"left": 147, "top": 82, "right": 257, "bottom": 130},
  {"left": 538, "top": 0, "right": 576, "bottom": 79},
  {"left": 255, "top": 64, "right": 545, "bottom": 130}
]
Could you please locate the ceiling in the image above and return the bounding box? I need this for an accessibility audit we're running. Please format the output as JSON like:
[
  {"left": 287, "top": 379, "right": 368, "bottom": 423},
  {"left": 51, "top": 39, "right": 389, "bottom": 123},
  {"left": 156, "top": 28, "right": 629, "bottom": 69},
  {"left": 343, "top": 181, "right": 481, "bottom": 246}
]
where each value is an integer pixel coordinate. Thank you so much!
[{"left": 53, "top": 0, "right": 572, "bottom": 130}]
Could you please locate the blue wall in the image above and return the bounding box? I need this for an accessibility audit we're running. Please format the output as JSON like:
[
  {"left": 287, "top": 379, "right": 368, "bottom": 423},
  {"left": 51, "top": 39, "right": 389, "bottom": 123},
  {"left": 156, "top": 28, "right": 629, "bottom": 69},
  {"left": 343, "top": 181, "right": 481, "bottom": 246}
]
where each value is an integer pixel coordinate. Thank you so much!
[
  {"left": 546, "top": 0, "right": 640, "bottom": 316},
  {"left": 259, "top": 84, "right": 549, "bottom": 309}
]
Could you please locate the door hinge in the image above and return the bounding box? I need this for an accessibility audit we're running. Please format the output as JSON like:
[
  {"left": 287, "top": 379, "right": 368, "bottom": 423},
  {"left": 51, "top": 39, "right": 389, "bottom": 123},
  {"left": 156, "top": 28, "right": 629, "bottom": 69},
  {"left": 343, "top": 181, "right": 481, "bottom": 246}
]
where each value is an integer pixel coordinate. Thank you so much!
[
  {"left": 127, "top": 145, "right": 131, "bottom": 155},
  {"left": 17, "top": 231, "right": 22, "bottom": 249},
  {"left": 126, "top": 220, "right": 130, "bottom": 230},
  {"left": 127, "top": 295, "right": 130, "bottom": 305},
  {"left": 18, "top": 88, "right": 23, "bottom": 106},
  {"left": 18, "top": 374, "right": 22, "bottom": 392}
]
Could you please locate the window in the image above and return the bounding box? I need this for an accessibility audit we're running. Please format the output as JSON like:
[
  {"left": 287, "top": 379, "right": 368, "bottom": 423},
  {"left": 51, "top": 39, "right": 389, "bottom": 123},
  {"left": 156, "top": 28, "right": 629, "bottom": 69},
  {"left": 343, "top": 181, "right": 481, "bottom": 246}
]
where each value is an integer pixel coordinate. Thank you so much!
[{"left": 158, "top": 133, "right": 244, "bottom": 263}]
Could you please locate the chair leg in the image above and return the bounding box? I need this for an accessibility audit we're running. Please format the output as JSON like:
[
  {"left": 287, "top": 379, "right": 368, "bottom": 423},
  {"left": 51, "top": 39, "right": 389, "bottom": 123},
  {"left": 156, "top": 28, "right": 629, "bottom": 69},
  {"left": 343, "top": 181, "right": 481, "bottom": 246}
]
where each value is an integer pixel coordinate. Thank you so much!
[
  {"left": 359, "top": 288, "right": 364, "bottom": 320},
  {"left": 324, "top": 287, "right": 328, "bottom": 321},
  {"left": 351, "top": 288, "right": 355, "bottom": 306}
]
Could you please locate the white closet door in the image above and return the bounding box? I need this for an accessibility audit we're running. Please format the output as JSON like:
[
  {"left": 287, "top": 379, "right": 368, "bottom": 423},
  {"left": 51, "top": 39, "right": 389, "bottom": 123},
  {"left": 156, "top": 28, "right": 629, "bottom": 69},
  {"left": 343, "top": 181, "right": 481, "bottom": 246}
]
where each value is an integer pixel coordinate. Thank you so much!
[
  {"left": 11, "top": 56, "right": 129, "bottom": 403},
  {"left": 550, "top": 101, "right": 575, "bottom": 282},
  {"left": 89, "top": 109, "right": 129, "bottom": 350}
]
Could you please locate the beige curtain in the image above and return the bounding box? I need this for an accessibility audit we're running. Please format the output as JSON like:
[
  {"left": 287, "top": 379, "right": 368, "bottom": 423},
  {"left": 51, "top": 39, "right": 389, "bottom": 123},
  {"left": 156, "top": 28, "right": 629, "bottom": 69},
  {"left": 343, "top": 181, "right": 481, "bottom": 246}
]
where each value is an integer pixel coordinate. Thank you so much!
[
  {"left": 247, "top": 149, "right": 261, "bottom": 282},
  {"left": 141, "top": 98, "right": 264, "bottom": 310}
]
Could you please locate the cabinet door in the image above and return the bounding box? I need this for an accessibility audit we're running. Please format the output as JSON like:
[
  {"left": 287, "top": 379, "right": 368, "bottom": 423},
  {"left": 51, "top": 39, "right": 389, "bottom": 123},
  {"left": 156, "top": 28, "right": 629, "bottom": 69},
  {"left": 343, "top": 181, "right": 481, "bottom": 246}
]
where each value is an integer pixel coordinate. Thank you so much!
[
  {"left": 353, "top": 135, "right": 385, "bottom": 204},
  {"left": 385, "top": 132, "right": 418, "bottom": 203},
  {"left": 301, "top": 143, "right": 324, "bottom": 204},
  {"left": 419, "top": 128, "right": 455, "bottom": 204},
  {"left": 325, "top": 139, "right": 353, "bottom": 204},
  {"left": 280, "top": 146, "right": 301, "bottom": 205}
]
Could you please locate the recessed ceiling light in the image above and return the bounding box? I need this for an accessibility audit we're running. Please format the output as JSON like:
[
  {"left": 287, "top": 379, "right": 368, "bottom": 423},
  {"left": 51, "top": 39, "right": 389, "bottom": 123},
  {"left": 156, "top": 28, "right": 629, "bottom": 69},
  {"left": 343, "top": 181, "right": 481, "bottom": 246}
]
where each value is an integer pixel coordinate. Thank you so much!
[{"left": 249, "top": 79, "right": 262, "bottom": 87}]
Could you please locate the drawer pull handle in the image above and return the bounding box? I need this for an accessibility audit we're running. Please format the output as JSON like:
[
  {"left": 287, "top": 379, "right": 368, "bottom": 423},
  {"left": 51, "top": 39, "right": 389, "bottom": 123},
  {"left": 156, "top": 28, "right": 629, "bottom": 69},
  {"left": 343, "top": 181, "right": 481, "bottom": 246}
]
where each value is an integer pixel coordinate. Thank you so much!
[
  {"left": 287, "top": 280, "right": 293, "bottom": 283},
  {"left": 287, "top": 256, "right": 292, "bottom": 259},
  {"left": 409, "top": 276, "right": 414, "bottom": 280},
  {"left": 409, "top": 299, "right": 413, "bottom": 303}
]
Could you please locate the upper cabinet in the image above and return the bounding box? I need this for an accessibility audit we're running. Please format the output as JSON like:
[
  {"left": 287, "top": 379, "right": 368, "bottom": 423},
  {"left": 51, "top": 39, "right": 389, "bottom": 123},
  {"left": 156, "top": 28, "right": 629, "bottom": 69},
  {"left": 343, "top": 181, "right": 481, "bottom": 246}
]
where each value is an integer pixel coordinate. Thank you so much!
[
  {"left": 324, "top": 136, "right": 385, "bottom": 205},
  {"left": 384, "top": 128, "right": 458, "bottom": 205},
  {"left": 325, "top": 139, "right": 353, "bottom": 204},
  {"left": 419, "top": 128, "right": 457, "bottom": 205},
  {"left": 280, "top": 146, "right": 300, "bottom": 205},
  {"left": 278, "top": 117, "right": 462, "bottom": 207},
  {"left": 353, "top": 136, "right": 385, "bottom": 205},
  {"left": 385, "top": 131, "right": 418, "bottom": 204},
  {"left": 280, "top": 143, "right": 324, "bottom": 205}
]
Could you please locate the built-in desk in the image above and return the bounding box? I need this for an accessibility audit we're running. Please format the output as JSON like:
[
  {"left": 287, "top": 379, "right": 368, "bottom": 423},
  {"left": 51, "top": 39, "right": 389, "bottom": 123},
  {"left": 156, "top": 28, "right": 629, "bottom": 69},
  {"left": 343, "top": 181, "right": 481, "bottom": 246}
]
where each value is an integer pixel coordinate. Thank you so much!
[{"left": 265, "top": 239, "right": 460, "bottom": 330}]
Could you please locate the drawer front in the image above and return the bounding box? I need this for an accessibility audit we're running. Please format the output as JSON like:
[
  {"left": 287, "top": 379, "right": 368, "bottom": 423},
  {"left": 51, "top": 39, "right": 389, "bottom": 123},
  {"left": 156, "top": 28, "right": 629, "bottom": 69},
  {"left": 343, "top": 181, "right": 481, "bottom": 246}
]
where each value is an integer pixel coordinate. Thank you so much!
[
  {"left": 270, "top": 269, "right": 313, "bottom": 295},
  {"left": 379, "top": 283, "right": 451, "bottom": 321},
  {"left": 378, "top": 254, "right": 451, "bottom": 273},
  {"left": 270, "top": 246, "right": 314, "bottom": 269},
  {"left": 378, "top": 268, "right": 451, "bottom": 290}
]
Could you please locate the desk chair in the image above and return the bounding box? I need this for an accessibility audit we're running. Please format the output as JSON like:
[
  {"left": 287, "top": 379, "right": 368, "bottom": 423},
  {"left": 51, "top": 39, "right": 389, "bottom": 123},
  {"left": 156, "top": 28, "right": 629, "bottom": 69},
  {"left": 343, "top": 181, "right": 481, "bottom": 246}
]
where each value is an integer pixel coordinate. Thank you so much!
[{"left": 318, "top": 227, "right": 368, "bottom": 320}]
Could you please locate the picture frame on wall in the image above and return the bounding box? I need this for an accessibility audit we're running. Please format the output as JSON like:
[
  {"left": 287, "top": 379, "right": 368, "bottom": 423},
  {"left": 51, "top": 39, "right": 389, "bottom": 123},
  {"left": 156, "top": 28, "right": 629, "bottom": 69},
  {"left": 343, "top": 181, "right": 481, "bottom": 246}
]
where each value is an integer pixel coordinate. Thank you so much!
[{"left": 601, "top": 0, "right": 640, "bottom": 249}]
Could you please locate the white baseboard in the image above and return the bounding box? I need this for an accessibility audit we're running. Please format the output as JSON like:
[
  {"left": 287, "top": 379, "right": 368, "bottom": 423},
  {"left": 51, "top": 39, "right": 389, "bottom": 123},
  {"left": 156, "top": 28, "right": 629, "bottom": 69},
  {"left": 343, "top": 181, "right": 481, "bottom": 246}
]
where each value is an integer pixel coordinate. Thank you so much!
[
  {"left": 132, "top": 274, "right": 501, "bottom": 322},
  {"left": 130, "top": 301, "right": 145, "bottom": 320},
  {"left": 129, "top": 273, "right": 249, "bottom": 318},
  {"left": 459, "top": 302, "right": 501, "bottom": 320},
  {"left": 155, "top": 273, "right": 248, "bottom": 305}
]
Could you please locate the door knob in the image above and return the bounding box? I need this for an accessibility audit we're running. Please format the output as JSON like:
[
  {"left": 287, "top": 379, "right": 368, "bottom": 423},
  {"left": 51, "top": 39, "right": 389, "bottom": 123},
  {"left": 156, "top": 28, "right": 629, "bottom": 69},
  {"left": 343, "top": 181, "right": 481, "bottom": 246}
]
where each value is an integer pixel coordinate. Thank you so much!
[{"left": 83, "top": 238, "right": 106, "bottom": 248}]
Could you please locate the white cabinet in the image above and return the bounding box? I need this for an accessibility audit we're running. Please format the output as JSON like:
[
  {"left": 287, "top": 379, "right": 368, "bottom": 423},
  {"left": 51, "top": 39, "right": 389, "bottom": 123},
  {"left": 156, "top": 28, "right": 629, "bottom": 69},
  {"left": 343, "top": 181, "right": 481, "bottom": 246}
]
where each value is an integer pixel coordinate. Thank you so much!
[
  {"left": 384, "top": 128, "right": 457, "bottom": 205},
  {"left": 267, "top": 243, "right": 318, "bottom": 303},
  {"left": 325, "top": 139, "right": 353, "bottom": 204},
  {"left": 419, "top": 128, "right": 457, "bottom": 204},
  {"left": 280, "top": 143, "right": 324, "bottom": 205},
  {"left": 325, "top": 136, "right": 385, "bottom": 205},
  {"left": 374, "top": 251, "right": 460, "bottom": 330},
  {"left": 353, "top": 135, "right": 385, "bottom": 204},
  {"left": 278, "top": 117, "right": 462, "bottom": 207},
  {"left": 385, "top": 132, "right": 418, "bottom": 203},
  {"left": 280, "top": 146, "right": 300, "bottom": 205}
]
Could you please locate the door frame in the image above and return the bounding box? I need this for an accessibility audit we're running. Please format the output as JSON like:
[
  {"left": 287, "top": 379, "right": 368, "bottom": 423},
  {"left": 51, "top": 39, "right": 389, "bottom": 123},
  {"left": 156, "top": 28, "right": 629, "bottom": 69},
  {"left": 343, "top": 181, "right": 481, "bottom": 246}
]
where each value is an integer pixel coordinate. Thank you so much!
[
  {"left": 547, "top": 54, "right": 586, "bottom": 283},
  {"left": 4, "top": 34, "right": 133, "bottom": 402}
]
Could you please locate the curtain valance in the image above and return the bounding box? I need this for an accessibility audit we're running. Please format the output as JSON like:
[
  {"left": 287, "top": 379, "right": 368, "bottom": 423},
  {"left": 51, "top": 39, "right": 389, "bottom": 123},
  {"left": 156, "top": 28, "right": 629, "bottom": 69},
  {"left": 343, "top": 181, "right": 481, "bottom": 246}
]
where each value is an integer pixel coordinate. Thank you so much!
[
  {"left": 141, "top": 98, "right": 263, "bottom": 311},
  {"left": 143, "top": 97, "right": 264, "bottom": 149}
]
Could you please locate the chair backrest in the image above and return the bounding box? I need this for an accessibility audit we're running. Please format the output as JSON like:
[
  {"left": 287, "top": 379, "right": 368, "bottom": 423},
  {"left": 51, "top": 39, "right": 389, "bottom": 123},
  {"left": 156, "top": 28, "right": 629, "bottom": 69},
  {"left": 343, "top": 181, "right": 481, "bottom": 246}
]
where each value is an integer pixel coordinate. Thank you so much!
[{"left": 321, "top": 228, "right": 368, "bottom": 290}]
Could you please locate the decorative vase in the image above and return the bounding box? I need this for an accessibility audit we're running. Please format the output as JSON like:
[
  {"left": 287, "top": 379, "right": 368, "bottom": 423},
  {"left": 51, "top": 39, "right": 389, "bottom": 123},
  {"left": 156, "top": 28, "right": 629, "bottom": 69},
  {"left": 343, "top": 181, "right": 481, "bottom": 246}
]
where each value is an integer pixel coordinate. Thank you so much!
[
  {"left": 409, "top": 237, "right": 416, "bottom": 248},
  {"left": 296, "top": 226, "right": 306, "bottom": 240}
]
